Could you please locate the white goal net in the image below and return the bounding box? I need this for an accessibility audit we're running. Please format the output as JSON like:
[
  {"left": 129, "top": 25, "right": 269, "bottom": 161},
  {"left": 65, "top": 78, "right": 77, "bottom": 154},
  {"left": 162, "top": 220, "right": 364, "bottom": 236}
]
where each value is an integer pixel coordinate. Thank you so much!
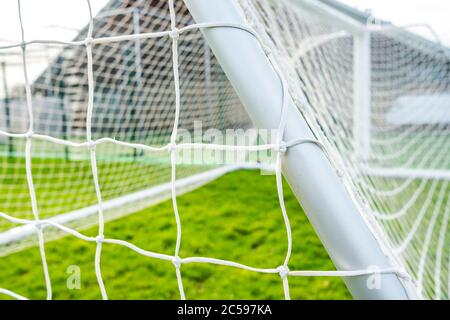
[{"left": 0, "top": 0, "right": 448, "bottom": 300}]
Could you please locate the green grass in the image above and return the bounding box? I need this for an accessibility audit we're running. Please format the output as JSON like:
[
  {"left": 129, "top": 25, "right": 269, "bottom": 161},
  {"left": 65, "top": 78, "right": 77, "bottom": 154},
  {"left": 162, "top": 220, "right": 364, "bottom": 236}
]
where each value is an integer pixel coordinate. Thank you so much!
[
  {"left": 0, "top": 149, "right": 208, "bottom": 232},
  {"left": 0, "top": 170, "right": 351, "bottom": 300}
]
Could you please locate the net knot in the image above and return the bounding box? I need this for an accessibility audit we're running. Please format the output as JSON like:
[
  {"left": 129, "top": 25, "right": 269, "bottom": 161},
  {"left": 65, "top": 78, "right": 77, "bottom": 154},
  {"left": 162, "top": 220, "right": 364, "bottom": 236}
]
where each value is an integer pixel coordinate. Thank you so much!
[
  {"left": 84, "top": 37, "right": 93, "bottom": 47},
  {"left": 263, "top": 45, "right": 272, "bottom": 57},
  {"left": 86, "top": 140, "right": 96, "bottom": 150},
  {"left": 96, "top": 235, "right": 104, "bottom": 244},
  {"left": 34, "top": 219, "right": 44, "bottom": 231},
  {"left": 396, "top": 267, "right": 412, "bottom": 282},
  {"left": 277, "top": 265, "right": 289, "bottom": 278},
  {"left": 25, "top": 130, "right": 34, "bottom": 139},
  {"left": 172, "top": 256, "right": 182, "bottom": 269},
  {"left": 169, "top": 28, "right": 180, "bottom": 40},
  {"left": 167, "top": 142, "right": 177, "bottom": 153},
  {"left": 20, "top": 41, "right": 27, "bottom": 50},
  {"left": 276, "top": 141, "right": 287, "bottom": 153}
]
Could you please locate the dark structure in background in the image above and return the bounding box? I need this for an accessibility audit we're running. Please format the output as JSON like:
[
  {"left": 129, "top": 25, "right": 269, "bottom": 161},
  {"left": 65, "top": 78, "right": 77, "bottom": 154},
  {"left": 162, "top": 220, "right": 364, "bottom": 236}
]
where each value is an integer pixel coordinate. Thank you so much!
[{"left": 0, "top": 0, "right": 449, "bottom": 159}]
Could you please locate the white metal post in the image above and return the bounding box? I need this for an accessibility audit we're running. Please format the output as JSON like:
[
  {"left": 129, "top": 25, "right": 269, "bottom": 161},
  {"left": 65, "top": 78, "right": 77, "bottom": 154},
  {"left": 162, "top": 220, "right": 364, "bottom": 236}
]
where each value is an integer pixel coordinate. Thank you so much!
[
  {"left": 353, "top": 31, "right": 371, "bottom": 161},
  {"left": 184, "top": 0, "right": 418, "bottom": 299}
]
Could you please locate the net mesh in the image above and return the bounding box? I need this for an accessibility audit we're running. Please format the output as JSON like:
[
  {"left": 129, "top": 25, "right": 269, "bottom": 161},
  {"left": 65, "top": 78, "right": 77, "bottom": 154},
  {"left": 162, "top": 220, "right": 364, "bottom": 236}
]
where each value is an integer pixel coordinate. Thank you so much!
[
  {"left": 0, "top": 0, "right": 448, "bottom": 300},
  {"left": 0, "top": 0, "right": 250, "bottom": 239},
  {"left": 239, "top": 0, "right": 449, "bottom": 299}
]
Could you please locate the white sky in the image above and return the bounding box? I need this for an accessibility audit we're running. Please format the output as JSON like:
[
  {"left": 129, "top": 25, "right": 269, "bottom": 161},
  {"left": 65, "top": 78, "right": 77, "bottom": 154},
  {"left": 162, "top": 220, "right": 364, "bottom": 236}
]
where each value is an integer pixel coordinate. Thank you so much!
[
  {"left": 0, "top": 0, "right": 108, "bottom": 90},
  {"left": 0, "top": 0, "right": 107, "bottom": 44}
]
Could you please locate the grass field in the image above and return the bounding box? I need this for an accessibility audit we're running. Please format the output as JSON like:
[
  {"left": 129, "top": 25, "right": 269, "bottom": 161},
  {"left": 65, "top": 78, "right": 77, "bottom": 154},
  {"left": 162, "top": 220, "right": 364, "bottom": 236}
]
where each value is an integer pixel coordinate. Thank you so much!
[
  {"left": 0, "top": 170, "right": 350, "bottom": 300},
  {"left": 0, "top": 147, "right": 208, "bottom": 232}
]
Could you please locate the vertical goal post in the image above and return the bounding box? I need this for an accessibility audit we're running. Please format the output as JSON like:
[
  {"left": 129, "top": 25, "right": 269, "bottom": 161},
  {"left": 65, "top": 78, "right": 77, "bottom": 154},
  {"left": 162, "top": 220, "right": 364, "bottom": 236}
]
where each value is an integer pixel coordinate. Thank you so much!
[{"left": 184, "top": 0, "right": 418, "bottom": 299}]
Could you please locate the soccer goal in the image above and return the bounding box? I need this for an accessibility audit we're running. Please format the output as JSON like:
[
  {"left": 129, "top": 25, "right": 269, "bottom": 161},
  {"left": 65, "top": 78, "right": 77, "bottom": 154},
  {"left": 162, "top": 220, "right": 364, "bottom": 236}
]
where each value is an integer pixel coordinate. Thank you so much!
[{"left": 0, "top": 0, "right": 448, "bottom": 300}]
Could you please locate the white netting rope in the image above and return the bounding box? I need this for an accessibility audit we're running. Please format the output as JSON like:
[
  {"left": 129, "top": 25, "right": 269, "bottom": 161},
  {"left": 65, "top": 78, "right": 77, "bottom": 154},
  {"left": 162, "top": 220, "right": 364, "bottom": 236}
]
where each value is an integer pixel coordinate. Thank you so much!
[
  {"left": 239, "top": 0, "right": 449, "bottom": 300},
  {"left": 17, "top": 0, "right": 52, "bottom": 300},
  {"left": 0, "top": 0, "right": 408, "bottom": 300}
]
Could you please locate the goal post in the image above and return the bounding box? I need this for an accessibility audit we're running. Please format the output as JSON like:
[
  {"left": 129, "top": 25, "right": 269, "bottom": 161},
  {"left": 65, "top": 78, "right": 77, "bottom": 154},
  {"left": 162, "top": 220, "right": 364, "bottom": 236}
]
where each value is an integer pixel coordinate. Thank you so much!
[
  {"left": 0, "top": 0, "right": 448, "bottom": 300},
  {"left": 184, "top": 0, "right": 417, "bottom": 299}
]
